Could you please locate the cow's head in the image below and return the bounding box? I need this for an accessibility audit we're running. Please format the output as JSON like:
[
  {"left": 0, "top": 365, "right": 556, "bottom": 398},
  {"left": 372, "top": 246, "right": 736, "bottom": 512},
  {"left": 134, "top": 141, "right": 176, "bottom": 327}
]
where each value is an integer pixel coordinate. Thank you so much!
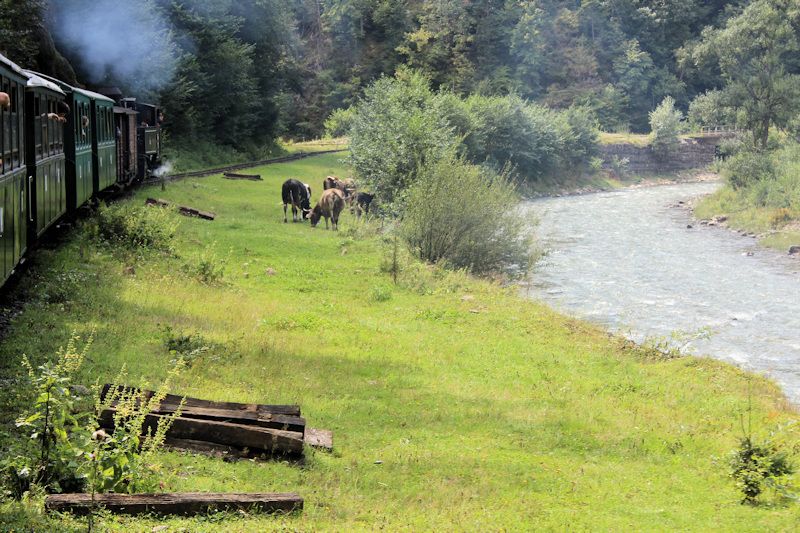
[{"left": 309, "top": 209, "right": 321, "bottom": 227}]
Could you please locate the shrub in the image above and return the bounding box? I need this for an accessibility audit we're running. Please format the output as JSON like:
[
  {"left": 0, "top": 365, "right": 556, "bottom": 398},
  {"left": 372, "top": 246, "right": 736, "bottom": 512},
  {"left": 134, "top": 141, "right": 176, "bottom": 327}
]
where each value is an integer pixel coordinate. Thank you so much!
[
  {"left": 649, "top": 96, "right": 684, "bottom": 160},
  {"left": 401, "top": 153, "right": 534, "bottom": 278},
  {"left": 369, "top": 285, "right": 393, "bottom": 302},
  {"left": 95, "top": 203, "right": 179, "bottom": 252},
  {"left": 459, "top": 94, "right": 598, "bottom": 182},
  {"left": 162, "top": 325, "right": 213, "bottom": 367},
  {"left": 724, "top": 150, "right": 775, "bottom": 190},
  {"left": 345, "top": 72, "right": 601, "bottom": 201},
  {"left": 729, "top": 436, "right": 793, "bottom": 504}
]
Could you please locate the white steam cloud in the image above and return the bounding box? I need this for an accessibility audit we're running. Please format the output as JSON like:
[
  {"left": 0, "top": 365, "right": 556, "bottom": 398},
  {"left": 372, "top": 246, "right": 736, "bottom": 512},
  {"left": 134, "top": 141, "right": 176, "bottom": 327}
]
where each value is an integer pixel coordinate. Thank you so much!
[
  {"left": 151, "top": 160, "right": 173, "bottom": 178},
  {"left": 48, "top": 0, "right": 177, "bottom": 94}
]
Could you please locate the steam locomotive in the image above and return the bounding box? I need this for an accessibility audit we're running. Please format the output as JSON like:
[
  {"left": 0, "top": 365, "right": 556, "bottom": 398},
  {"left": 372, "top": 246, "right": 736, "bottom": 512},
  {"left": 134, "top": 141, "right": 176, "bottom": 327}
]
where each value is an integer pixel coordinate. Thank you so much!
[{"left": 0, "top": 52, "right": 163, "bottom": 287}]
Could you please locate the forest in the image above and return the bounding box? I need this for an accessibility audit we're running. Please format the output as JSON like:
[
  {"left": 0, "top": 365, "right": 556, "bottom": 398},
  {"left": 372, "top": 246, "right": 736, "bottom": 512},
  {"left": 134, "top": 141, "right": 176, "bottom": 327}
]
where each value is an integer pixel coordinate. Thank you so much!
[{"left": 0, "top": 0, "right": 766, "bottom": 147}]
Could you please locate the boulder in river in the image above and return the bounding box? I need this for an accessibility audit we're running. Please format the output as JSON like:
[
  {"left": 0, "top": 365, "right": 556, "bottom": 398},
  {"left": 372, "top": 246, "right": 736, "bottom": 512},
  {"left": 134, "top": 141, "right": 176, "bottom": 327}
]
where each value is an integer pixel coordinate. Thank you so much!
[{"left": 789, "top": 245, "right": 800, "bottom": 255}]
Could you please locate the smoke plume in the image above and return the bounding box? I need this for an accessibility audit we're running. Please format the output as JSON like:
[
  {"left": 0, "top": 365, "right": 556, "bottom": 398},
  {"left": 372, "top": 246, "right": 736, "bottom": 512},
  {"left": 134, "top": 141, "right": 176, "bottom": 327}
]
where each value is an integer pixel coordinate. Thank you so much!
[{"left": 48, "top": 0, "right": 177, "bottom": 94}]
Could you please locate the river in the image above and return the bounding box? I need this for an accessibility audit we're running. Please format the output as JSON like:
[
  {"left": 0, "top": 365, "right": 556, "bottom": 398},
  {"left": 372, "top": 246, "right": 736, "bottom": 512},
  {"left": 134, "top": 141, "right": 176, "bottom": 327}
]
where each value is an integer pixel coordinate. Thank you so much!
[{"left": 525, "top": 181, "right": 800, "bottom": 402}]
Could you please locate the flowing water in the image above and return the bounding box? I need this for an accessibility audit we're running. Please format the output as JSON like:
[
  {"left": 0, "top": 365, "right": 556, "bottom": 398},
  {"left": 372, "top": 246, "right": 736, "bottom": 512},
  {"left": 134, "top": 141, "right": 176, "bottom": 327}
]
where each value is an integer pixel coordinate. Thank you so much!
[{"left": 525, "top": 181, "right": 800, "bottom": 402}]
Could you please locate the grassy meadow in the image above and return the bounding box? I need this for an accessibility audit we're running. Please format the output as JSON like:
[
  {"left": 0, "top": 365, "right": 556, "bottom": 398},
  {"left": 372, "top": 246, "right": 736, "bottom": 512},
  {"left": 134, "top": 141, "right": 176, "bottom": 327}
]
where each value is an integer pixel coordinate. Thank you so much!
[{"left": 1, "top": 153, "right": 799, "bottom": 530}]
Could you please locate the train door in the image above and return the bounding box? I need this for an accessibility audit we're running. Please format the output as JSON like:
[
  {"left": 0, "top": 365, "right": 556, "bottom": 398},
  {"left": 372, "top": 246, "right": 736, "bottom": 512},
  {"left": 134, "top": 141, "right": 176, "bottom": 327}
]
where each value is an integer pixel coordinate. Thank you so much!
[{"left": 0, "top": 183, "right": 7, "bottom": 279}]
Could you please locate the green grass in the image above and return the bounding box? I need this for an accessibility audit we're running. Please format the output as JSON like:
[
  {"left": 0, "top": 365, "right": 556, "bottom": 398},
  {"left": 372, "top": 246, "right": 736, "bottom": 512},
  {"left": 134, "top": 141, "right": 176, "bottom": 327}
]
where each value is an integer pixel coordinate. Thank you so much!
[
  {"left": 695, "top": 186, "right": 800, "bottom": 252},
  {"left": 598, "top": 132, "right": 704, "bottom": 148},
  {"left": 599, "top": 132, "right": 652, "bottom": 146},
  {"left": 1, "top": 153, "right": 799, "bottom": 530},
  {"left": 282, "top": 137, "right": 348, "bottom": 154}
]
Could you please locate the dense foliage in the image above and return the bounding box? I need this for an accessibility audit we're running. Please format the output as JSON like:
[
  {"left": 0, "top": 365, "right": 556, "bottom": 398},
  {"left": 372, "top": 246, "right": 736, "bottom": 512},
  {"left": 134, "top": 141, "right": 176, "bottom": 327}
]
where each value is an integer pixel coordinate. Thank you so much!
[
  {"left": 347, "top": 72, "right": 598, "bottom": 202},
  {"left": 4, "top": 0, "right": 783, "bottom": 153}
]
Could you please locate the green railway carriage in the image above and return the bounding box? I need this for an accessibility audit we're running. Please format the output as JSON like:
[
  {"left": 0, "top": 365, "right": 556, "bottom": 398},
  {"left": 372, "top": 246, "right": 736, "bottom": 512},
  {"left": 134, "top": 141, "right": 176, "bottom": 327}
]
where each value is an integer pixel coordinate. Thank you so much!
[
  {"left": 88, "top": 89, "right": 116, "bottom": 193},
  {"left": 68, "top": 88, "right": 94, "bottom": 210},
  {"left": 30, "top": 73, "right": 117, "bottom": 211},
  {"left": 0, "top": 55, "right": 29, "bottom": 284},
  {"left": 24, "top": 73, "right": 67, "bottom": 239}
]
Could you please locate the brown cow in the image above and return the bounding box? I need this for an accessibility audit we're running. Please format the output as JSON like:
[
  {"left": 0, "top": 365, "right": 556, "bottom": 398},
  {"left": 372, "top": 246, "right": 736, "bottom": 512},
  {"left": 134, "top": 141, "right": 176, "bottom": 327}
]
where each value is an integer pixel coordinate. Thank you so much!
[
  {"left": 309, "top": 189, "right": 345, "bottom": 230},
  {"left": 322, "top": 175, "right": 341, "bottom": 191}
]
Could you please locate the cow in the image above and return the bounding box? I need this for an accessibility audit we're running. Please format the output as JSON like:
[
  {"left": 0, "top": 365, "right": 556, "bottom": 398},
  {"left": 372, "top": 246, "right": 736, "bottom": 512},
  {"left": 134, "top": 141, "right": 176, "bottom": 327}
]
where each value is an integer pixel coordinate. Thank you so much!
[
  {"left": 352, "top": 192, "right": 375, "bottom": 218},
  {"left": 282, "top": 178, "right": 312, "bottom": 223},
  {"left": 324, "top": 175, "right": 357, "bottom": 202},
  {"left": 0, "top": 92, "right": 9, "bottom": 110},
  {"left": 309, "top": 188, "right": 345, "bottom": 230},
  {"left": 322, "top": 175, "right": 341, "bottom": 191}
]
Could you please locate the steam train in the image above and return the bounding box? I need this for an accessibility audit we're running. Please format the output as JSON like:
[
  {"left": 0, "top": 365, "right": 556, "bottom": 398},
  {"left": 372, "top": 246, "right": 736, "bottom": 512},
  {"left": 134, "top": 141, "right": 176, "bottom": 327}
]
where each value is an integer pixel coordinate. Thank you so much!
[{"left": 0, "top": 52, "right": 163, "bottom": 287}]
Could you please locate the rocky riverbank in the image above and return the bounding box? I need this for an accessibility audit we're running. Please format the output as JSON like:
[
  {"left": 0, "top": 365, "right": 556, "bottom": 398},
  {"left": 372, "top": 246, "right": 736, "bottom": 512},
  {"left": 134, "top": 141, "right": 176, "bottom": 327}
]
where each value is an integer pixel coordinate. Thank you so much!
[{"left": 525, "top": 169, "right": 721, "bottom": 199}]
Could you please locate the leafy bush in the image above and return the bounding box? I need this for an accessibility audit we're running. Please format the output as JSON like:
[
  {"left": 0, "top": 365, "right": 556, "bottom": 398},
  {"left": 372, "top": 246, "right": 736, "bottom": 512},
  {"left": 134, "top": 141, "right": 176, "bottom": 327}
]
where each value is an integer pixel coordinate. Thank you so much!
[
  {"left": 560, "top": 106, "right": 600, "bottom": 169},
  {"left": 95, "top": 203, "right": 179, "bottom": 252},
  {"left": 344, "top": 71, "right": 601, "bottom": 202},
  {"left": 724, "top": 151, "right": 775, "bottom": 190},
  {"left": 369, "top": 285, "right": 393, "bottom": 302},
  {"left": 401, "top": 153, "right": 534, "bottom": 278},
  {"left": 649, "top": 96, "right": 684, "bottom": 160},
  {"left": 687, "top": 90, "right": 739, "bottom": 130},
  {"left": 729, "top": 436, "right": 793, "bottom": 504}
]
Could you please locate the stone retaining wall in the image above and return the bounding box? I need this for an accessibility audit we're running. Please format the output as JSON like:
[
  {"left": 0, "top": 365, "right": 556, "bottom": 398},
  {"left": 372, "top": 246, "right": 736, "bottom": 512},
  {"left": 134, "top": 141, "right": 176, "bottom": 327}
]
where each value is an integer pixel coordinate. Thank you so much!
[{"left": 600, "top": 140, "right": 716, "bottom": 173}]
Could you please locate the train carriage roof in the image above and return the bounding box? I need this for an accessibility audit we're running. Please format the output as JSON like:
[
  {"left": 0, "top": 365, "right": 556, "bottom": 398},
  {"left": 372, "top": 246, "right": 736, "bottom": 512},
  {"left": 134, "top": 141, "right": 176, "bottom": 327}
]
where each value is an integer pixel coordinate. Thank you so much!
[
  {"left": 0, "top": 52, "right": 31, "bottom": 82},
  {"left": 23, "top": 70, "right": 112, "bottom": 103},
  {"left": 23, "top": 72, "right": 65, "bottom": 96}
]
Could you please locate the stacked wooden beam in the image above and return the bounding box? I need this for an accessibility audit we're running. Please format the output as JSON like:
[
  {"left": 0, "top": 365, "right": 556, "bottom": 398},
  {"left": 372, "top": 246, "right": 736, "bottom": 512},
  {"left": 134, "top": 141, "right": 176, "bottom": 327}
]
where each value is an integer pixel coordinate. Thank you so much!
[{"left": 100, "top": 384, "right": 332, "bottom": 458}]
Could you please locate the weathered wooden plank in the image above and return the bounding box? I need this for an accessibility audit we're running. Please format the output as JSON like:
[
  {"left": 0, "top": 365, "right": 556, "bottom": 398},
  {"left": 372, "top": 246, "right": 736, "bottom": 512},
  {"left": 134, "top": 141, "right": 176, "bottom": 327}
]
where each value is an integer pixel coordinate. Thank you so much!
[
  {"left": 145, "top": 198, "right": 216, "bottom": 220},
  {"left": 147, "top": 403, "right": 305, "bottom": 434},
  {"left": 99, "top": 409, "right": 304, "bottom": 455},
  {"left": 45, "top": 492, "right": 303, "bottom": 516},
  {"left": 101, "top": 384, "right": 301, "bottom": 416},
  {"left": 304, "top": 428, "right": 333, "bottom": 451},
  {"left": 163, "top": 437, "right": 248, "bottom": 458},
  {"left": 223, "top": 172, "right": 262, "bottom": 181}
]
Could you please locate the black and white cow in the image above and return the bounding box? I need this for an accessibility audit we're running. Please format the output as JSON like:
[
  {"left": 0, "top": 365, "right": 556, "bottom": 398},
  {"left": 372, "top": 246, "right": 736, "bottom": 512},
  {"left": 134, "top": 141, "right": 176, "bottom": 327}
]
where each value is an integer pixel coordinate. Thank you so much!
[{"left": 282, "top": 179, "right": 312, "bottom": 222}]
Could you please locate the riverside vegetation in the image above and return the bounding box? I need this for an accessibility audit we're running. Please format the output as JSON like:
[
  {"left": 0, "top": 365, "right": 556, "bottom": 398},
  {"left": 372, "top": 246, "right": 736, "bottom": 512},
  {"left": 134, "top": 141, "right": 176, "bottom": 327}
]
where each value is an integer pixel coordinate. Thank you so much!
[
  {"left": 696, "top": 140, "right": 800, "bottom": 252},
  {"left": 1, "top": 152, "right": 800, "bottom": 530}
]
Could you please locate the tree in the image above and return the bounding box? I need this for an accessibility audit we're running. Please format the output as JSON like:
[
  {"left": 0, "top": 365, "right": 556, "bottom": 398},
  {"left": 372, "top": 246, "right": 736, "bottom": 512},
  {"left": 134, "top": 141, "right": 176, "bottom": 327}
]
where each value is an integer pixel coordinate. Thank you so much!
[
  {"left": 692, "top": 0, "right": 800, "bottom": 149},
  {"left": 347, "top": 71, "right": 456, "bottom": 208},
  {"left": 649, "top": 96, "right": 684, "bottom": 160}
]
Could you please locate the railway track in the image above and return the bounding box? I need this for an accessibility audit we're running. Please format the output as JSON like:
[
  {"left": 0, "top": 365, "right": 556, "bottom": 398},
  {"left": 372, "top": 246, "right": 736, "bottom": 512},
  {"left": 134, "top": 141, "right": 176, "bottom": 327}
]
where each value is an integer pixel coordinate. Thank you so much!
[{"left": 146, "top": 148, "right": 348, "bottom": 184}]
